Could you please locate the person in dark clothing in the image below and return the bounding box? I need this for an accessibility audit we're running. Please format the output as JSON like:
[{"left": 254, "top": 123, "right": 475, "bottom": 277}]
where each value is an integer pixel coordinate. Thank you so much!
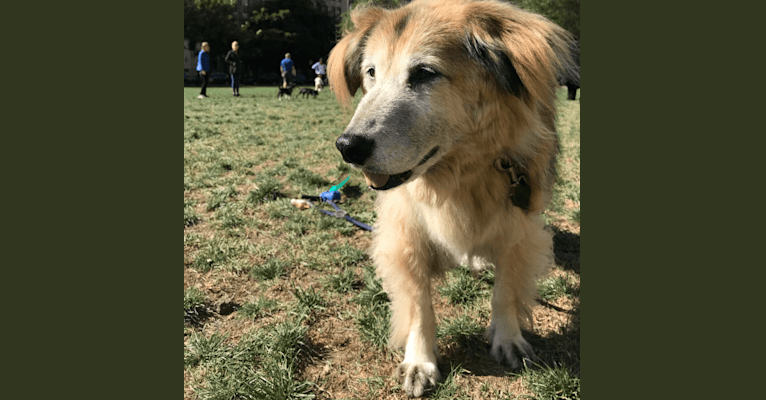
[
  {"left": 225, "top": 41, "right": 242, "bottom": 97},
  {"left": 197, "top": 42, "right": 210, "bottom": 99},
  {"left": 560, "top": 40, "right": 580, "bottom": 100}
]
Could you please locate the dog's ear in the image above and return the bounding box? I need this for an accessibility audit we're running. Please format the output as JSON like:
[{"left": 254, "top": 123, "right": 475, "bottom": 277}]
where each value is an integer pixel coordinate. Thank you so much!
[
  {"left": 328, "top": 5, "right": 387, "bottom": 107},
  {"left": 463, "top": 2, "right": 576, "bottom": 104},
  {"left": 461, "top": 2, "right": 577, "bottom": 213}
]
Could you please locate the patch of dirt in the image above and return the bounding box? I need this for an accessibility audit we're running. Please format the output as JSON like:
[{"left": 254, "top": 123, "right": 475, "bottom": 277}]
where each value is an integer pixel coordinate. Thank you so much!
[
  {"left": 547, "top": 211, "right": 580, "bottom": 235},
  {"left": 565, "top": 198, "right": 580, "bottom": 210}
]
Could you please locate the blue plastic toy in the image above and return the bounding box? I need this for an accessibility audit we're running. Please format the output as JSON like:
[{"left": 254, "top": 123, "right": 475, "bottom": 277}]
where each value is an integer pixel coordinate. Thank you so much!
[
  {"left": 320, "top": 175, "right": 350, "bottom": 202},
  {"left": 301, "top": 176, "right": 372, "bottom": 231}
]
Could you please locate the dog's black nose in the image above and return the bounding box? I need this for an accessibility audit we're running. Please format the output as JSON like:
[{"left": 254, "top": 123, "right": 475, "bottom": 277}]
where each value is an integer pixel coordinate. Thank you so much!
[{"left": 336, "top": 134, "right": 375, "bottom": 166}]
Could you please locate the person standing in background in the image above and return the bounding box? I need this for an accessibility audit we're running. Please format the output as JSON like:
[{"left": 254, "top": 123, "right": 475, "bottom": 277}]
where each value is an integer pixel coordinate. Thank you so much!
[
  {"left": 225, "top": 41, "right": 242, "bottom": 97},
  {"left": 280, "top": 53, "right": 296, "bottom": 89},
  {"left": 197, "top": 42, "right": 210, "bottom": 99},
  {"left": 311, "top": 58, "right": 326, "bottom": 85}
]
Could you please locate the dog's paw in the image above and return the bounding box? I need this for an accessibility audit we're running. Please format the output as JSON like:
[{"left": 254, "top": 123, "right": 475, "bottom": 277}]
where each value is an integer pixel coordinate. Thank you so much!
[
  {"left": 487, "top": 324, "right": 536, "bottom": 369},
  {"left": 396, "top": 360, "right": 441, "bottom": 398}
]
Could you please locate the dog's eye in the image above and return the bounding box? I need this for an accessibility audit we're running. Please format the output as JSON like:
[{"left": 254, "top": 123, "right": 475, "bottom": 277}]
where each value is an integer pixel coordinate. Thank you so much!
[
  {"left": 367, "top": 67, "right": 375, "bottom": 78},
  {"left": 409, "top": 66, "right": 439, "bottom": 86}
]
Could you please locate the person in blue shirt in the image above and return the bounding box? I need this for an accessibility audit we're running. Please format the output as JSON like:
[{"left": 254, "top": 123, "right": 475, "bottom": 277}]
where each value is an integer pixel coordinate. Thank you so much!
[
  {"left": 196, "top": 42, "right": 210, "bottom": 99},
  {"left": 280, "top": 53, "right": 296, "bottom": 89},
  {"left": 311, "top": 58, "right": 326, "bottom": 79},
  {"left": 311, "top": 58, "right": 326, "bottom": 89}
]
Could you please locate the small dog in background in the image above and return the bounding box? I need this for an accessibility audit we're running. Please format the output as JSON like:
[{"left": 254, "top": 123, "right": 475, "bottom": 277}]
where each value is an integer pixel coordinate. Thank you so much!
[
  {"left": 277, "top": 85, "right": 295, "bottom": 101},
  {"left": 314, "top": 76, "right": 324, "bottom": 92},
  {"left": 299, "top": 88, "right": 319, "bottom": 99}
]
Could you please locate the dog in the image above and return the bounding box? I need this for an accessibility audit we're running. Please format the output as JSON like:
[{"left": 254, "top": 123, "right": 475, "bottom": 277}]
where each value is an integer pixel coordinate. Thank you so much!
[
  {"left": 277, "top": 85, "right": 295, "bottom": 101},
  {"left": 298, "top": 87, "right": 319, "bottom": 99},
  {"left": 328, "top": 0, "right": 577, "bottom": 397}
]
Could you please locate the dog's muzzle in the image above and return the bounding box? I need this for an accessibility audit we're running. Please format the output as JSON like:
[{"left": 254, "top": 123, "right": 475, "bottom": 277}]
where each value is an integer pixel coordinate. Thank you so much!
[{"left": 341, "top": 145, "right": 439, "bottom": 191}]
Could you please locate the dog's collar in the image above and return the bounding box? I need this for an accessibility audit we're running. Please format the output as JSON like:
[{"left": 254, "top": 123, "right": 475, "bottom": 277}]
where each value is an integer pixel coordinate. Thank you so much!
[{"left": 494, "top": 158, "right": 531, "bottom": 211}]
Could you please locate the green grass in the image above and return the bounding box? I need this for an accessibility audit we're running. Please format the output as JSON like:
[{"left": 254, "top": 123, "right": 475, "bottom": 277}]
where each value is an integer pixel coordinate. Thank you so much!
[
  {"left": 184, "top": 287, "right": 207, "bottom": 312},
  {"left": 537, "top": 275, "right": 576, "bottom": 302},
  {"left": 354, "top": 264, "right": 391, "bottom": 351},
  {"left": 438, "top": 265, "right": 489, "bottom": 306},
  {"left": 292, "top": 285, "right": 326, "bottom": 313},
  {"left": 354, "top": 264, "right": 389, "bottom": 308},
  {"left": 323, "top": 268, "right": 359, "bottom": 293},
  {"left": 355, "top": 301, "right": 391, "bottom": 351},
  {"left": 247, "top": 175, "right": 283, "bottom": 204},
  {"left": 430, "top": 364, "right": 470, "bottom": 399},
  {"left": 206, "top": 186, "right": 238, "bottom": 211},
  {"left": 184, "top": 331, "right": 229, "bottom": 368},
  {"left": 515, "top": 362, "right": 581, "bottom": 400},
  {"left": 437, "top": 314, "right": 485, "bottom": 341},
  {"left": 251, "top": 257, "right": 288, "bottom": 281},
  {"left": 184, "top": 86, "right": 579, "bottom": 400},
  {"left": 184, "top": 200, "right": 202, "bottom": 227},
  {"left": 547, "top": 88, "right": 581, "bottom": 225},
  {"left": 185, "top": 315, "right": 316, "bottom": 400},
  {"left": 214, "top": 203, "right": 246, "bottom": 231},
  {"left": 191, "top": 237, "right": 253, "bottom": 272},
  {"left": 237, "top": 296, "right": 279, "bottom": 320},
  {"left": 184, "top": 287, "right": 210, "bottom": 329}
]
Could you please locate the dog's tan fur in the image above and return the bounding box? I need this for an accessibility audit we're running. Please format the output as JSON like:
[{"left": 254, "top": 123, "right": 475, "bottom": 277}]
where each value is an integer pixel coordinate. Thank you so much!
[{"left": 328, "top": 0, "right": 576, "bottom": 397}]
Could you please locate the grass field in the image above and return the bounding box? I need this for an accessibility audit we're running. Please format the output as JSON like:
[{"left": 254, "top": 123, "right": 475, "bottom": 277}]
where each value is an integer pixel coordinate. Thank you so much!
[{"left": 184, "top": 85, "right": 580, "bottom": 400}]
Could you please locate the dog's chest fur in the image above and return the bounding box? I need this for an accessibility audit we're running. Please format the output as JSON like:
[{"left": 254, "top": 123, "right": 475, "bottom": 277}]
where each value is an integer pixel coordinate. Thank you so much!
[{"left": 400, "top": 172, "right": 526, "bottom": 262}]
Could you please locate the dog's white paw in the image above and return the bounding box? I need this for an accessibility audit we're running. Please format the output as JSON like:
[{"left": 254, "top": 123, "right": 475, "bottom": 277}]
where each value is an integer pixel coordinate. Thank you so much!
[
  {"left": 487, "top": 323, "right": 537, "bottom": 369},
  {"left": 396, "top": 360, "right": 441, "bottom": 398}
]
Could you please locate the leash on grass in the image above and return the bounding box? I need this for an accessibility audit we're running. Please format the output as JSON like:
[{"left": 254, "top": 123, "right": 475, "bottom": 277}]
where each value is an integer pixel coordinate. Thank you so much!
[{"left": 291, "top": 176, "right": 374, "bottom": 232}]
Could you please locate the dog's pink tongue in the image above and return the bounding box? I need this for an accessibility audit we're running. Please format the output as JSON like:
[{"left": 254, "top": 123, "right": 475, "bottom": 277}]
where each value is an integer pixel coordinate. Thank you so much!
[{"left": 362, "top": 171, "right": 390, "bottom": 189}]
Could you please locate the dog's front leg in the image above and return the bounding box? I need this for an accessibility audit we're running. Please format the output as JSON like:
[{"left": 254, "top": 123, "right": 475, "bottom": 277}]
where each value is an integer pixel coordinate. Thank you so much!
[
  {"left": 396, "top": 286, "right": 440, "bottom": 397},
  {"left": 487, "top": 243, "right": 541, "bottom": 369},
  {"left": 375, "top": 234, "right": 441, "bottom": 397}
]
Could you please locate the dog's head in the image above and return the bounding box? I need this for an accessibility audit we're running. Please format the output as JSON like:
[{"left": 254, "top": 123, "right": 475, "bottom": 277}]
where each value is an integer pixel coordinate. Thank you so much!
[{"left": 328, "top": 0, "right": 575, "bottom": 190}]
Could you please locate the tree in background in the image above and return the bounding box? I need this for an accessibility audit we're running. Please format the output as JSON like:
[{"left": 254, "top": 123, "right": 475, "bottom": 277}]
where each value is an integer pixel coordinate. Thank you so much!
[
  {"left": 184, "top": 0, "right": 246, "bottom": 62},
  {"left": 184, "top": 0, "right": 336, "bottom": 82},
  {"left": 336, "top": 0, "right": 578, "bottom": 39},
  {"left": 513, "top": 0, "right": 579, "bottom": 39},
  {"left": 247, "top": 0, "right": 336, "bottom": 79},
  {"left": 336, "top": 0, "right": 410, "bottom": 36}
]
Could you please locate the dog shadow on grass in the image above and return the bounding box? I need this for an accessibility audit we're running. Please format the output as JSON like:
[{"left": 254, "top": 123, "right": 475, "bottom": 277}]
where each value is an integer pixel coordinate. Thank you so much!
[
  {"left": 439, "top": 226, "right": 580, "bottom": 377},
  {"left": 551, "top": 225, "right": 580, "bottom": 274},
  {"left": 439, "top": 302, "right": 580, "bottom": 378},
  {"left": 341, "top": 184, "right": 365, "bottom": 199}
]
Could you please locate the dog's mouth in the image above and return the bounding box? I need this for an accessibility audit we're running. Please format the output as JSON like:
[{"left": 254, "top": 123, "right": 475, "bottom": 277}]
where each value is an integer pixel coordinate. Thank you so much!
[{"left": 362, "top": 147, "right": 439, "bottom": 191}]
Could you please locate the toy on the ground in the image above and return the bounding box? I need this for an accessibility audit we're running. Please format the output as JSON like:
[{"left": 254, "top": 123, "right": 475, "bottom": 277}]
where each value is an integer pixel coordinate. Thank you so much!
[{"left": 291, "top": 176, "right": 373, "bottom": 231}]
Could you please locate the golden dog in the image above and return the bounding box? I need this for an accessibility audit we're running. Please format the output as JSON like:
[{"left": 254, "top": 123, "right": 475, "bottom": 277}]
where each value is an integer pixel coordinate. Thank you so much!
[{"left": 328, "top": 0, "right": 577, "bottom": 396}]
